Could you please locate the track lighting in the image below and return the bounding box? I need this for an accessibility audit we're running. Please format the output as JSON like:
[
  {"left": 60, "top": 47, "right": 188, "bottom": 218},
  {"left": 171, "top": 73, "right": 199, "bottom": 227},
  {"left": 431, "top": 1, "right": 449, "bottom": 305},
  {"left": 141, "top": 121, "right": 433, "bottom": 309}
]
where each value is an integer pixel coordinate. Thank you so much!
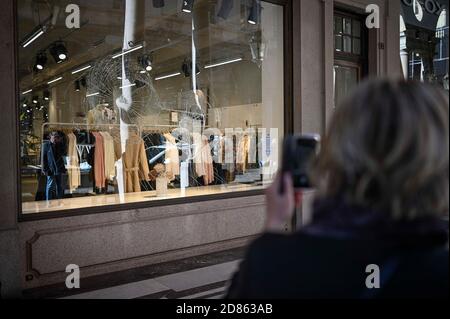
[
  {"left": 248, "top": 0, "right": 261, "bottom": 25},
  {"left": 205, "top": 57, "right": 243, "bottom": 69},
  {"left": 218, "top": 0, "right": 234, "bottom": 19},
  {"left": 72, "top": 65, "right": 91, "bottom": 74},
  {"left": 21, "top": 25, "right": 45, "bottom": 48},
  {"left": 34, "top": 52, "right": 47, "bottom": 71},
  {"left": 48, "top": 77, "right": 63, "bottom": 85},
  {"left": 112, "top": 44, "right": 143, "bottom": 59},
  {"left": 153, "top": 0, "right": 165, "bottom": 8},
  {"left": 50, "top": 41, "right": 68, "bottom": 63},
  {"left": 155, "top": 72, "right": 181, "bottom": 81},
  {"left": 182, "top": 0, "right": 195, "bottom": 13}
]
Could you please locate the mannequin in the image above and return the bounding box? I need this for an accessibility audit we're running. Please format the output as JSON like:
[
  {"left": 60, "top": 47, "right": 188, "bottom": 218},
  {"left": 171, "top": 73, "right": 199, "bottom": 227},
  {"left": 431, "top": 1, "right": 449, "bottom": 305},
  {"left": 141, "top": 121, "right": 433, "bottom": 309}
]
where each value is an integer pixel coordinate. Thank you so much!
[
  {"left": 87, "top": 103, "right": 117, "bottom": 125},
  {"left": 42, "top": 131, "right": 67, "bottom": 200}
]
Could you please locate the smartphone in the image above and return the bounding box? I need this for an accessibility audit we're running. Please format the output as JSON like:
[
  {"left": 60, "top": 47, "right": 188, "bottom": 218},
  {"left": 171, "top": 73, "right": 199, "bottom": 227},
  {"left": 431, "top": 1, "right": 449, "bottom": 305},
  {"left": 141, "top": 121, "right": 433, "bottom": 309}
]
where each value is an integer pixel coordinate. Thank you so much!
[{"left": 280, "top": 134, "right": 321, "bottom": 192}]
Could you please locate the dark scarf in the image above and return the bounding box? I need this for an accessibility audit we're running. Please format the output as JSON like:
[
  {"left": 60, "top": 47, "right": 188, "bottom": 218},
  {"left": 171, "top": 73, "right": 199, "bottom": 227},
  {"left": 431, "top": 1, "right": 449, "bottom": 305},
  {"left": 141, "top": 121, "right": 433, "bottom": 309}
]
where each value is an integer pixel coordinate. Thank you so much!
[{"left": 303, "top": 197, "right": 449, "bottom": 248}]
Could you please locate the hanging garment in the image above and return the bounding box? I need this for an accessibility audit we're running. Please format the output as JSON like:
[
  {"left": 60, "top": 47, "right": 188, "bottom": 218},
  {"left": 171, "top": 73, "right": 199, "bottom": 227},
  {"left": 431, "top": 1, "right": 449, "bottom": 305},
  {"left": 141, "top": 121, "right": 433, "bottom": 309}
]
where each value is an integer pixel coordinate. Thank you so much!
[
  {"left": 123, "top": 134, "right": 151, "bottom": 193},
  {"left": 193, "top": 133, "right": 205, "bottom": 178},
  {"left": 224, "top": 133, "right": 235, "bottom": 171},
  {"left": 202, "top": 135, "right": 214, "bottom": 185},
  {"left": 66, "top": 133, "right": 81, "bottom": 193},
  {"left": 211, "top": 135, "right": 224, "bottom": 164},
  {"left": 92, "top": 132, "right": 106, "bottom": 189},
  {"left": 164, "top": 133, "right": 180, "bottom": 181},
  {"left": 100, "top": 132, "right": 116, "bottom": 181},
  {"left": 87, "top": 104, "right": 116, "bottom": 125},
  {"left": 193, "top": 133, "right": 214, "bottom": 186},
  {"left": 236, "top": 134, "right": 250, "bottom": 173},
  {"left": 143, "top": 133, "right": 166, "bottom": 168},
  {"left": 42, "top": 140, "right": 67, "bottom": 176}
]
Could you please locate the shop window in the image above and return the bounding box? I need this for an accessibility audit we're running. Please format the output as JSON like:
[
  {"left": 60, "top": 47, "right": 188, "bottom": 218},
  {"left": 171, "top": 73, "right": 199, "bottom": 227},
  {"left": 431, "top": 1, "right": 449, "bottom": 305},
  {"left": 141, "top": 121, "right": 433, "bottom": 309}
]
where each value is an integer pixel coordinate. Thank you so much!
[
  {"left": 17, "top": 0, "right": 285, "bottom": 216},
  {"left": 333, "top": 11, "right": 367, "bottom": 107}
]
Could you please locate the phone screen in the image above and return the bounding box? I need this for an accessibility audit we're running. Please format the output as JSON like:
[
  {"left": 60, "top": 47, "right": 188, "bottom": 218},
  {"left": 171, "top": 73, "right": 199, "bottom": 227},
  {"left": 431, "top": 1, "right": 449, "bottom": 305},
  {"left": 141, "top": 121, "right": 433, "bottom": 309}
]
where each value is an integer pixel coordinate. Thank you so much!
[{"left": 282, "top": 135, "right": 320, "bottom": 190}]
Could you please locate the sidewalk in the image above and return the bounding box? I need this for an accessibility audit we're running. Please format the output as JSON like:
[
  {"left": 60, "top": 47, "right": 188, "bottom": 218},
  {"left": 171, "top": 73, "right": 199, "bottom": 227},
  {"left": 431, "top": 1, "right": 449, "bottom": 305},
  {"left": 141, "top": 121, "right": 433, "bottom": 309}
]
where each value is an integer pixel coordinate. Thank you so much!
[{"left": 22, "top": 248, "right": 245, "bottom": 299}]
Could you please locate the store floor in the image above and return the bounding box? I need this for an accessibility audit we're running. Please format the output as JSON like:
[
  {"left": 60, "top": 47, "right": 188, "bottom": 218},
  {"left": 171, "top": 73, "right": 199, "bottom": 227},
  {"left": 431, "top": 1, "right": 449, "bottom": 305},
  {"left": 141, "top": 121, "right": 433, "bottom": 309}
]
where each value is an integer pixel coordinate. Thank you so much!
[
  {"left": 22, "top": 183, "right": 266, "bottom": 214},
  {"left": 22, "top": 247, "right": 245, "bottom": 299}
]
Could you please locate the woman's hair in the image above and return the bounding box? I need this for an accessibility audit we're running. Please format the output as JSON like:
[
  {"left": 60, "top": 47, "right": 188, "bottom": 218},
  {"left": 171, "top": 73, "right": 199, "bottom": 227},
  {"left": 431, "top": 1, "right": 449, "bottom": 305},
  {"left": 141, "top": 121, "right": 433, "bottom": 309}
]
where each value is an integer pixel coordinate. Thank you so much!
[{"left": 311, "top": 79, "right": 449, "bottom": 220}]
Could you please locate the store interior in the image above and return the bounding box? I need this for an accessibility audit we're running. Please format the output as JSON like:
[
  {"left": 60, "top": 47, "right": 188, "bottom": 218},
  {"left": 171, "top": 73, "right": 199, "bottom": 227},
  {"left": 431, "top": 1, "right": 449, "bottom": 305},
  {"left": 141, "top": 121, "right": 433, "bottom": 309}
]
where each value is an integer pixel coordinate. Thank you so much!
[{"left": 18, "top": 0, "right": 284, "bottom": 214}]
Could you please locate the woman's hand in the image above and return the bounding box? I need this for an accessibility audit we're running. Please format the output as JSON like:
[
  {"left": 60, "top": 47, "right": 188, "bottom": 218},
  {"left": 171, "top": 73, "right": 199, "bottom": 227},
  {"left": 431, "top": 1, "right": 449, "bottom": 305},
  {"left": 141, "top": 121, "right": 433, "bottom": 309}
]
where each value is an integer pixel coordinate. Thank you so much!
[{"left": 265, "top": 172, "right": 302, "bottom": 233}]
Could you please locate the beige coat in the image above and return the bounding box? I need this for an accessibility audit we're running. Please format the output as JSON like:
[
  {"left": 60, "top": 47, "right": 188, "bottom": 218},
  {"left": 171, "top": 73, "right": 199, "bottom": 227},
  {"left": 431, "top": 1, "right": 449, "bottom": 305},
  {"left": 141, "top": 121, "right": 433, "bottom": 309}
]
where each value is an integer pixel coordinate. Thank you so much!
[
  {"left": 66, "top": 133, "right": 81, "bottom": 193},
  {"left": 100, "top": 132, "right": 116, "bottom": 181},
  {"left": 123, "top": 134, "right": 150, "bottom": 193},
  {"left": 193, "top": 133, "right": 214, "bottom": 185},
  {"left": 163, "top": 133, "right": 180, "bottom": 181}
]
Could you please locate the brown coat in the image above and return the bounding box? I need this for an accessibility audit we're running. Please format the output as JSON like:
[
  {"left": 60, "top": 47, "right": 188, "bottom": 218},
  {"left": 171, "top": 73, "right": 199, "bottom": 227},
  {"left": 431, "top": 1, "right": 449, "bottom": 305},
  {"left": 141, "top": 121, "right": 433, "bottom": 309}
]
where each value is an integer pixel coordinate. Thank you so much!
[
  {"left": 123, "top": 134, "right": 150, "bottom": 193},
  {"left": 92, "top": 132, "right": 106, "bottom": 189}
]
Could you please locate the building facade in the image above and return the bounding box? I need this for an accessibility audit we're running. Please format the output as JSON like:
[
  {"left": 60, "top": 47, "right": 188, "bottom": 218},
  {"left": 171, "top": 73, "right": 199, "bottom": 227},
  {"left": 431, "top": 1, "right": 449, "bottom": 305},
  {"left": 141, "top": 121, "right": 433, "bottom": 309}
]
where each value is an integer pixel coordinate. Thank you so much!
[{"left": 1, "top": 0, "right": 443, "bottom": 297}]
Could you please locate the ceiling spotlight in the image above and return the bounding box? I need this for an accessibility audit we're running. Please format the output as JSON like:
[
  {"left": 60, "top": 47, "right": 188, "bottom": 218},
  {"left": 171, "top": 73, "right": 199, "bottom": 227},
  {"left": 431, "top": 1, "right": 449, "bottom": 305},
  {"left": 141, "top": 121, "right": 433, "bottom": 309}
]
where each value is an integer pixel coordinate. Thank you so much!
[
  {"left": 153, "top": 0, "right": 165, "bottom": 8},
  {"left": 32, "top": 96, "right": 38, "bottom": 104},
  {"left": 248, "top": 0, "right": 261, "bottom": 25},
  {"left": 218, "top": 0, "right": 234, "bottom": 19},
  {"left": 50, "top": 41, "right": 68, "bottom": 63},
  {"left": 182, "top": 0, "right": 195, "bottom": 13},
  {"left": 43, "top": 90, "right": 50, "bottom": 101},
  {"left": 135, "top": 79, "right": 146, "bottom": 88},
  {"left": 182, "top": 59, "right": 201, "bottom": 77},
  {"left": 80, "top": 77, "right": 87, "bottom": 88},
  {"left": 34, "top": 52, "right": 47, "bottom": 71},
  {"left": 139, "top": 55, "right": 153, "bottom": 72},
  {"left": 75, "top": 80, "right": 81, "bottom": 92},
  {"left": 22, "top": 102, "right": 28, "bottom": 108}
]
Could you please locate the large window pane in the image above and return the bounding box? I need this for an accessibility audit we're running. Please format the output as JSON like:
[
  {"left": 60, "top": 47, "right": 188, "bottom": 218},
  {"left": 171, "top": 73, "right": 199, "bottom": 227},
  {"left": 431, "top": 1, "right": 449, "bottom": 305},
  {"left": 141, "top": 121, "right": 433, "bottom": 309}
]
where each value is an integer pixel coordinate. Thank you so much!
[{"left": 18, "top": 0, "right": 284, "bottom": 215}]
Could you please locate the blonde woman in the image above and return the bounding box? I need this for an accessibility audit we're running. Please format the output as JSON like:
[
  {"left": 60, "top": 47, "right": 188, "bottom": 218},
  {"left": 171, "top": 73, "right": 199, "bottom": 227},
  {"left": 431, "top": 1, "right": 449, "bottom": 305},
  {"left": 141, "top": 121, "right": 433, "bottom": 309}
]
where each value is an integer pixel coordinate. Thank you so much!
[{"left": 227, "top": 79, "right": 449, "bottom": 299}]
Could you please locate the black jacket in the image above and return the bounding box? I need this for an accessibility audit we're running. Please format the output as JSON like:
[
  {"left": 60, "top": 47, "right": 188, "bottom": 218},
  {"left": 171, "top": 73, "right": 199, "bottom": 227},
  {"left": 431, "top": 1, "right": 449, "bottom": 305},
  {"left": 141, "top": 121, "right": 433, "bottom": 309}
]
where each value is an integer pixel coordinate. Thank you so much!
[
  {"left": 226, "top": 230, "right": 448, "bottom": 299},
  {"left": 42, "top": 141, "right": 67, "bottom": 176}
]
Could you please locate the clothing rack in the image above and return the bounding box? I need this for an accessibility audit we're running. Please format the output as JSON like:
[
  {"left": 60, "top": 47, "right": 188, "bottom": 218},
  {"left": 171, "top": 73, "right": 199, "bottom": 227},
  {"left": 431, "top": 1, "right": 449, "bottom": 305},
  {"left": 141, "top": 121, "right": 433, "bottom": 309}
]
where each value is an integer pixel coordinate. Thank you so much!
[
  {"left": 140, "top": 124, "right": 180, "bottom": 134},
  {"left": 42, "top": 122, "right": 140, "bottom": 142}
]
